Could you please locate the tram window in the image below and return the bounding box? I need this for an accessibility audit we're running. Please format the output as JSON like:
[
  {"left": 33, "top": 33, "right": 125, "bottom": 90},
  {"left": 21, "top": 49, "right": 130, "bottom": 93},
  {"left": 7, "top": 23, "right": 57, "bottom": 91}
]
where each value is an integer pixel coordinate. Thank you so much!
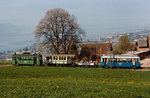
[
  {"left": 127, "top": 59, "right": 132, "bottom": 62},
  {"left": 122, "top": 59, "right": 127, "bottom": 62},
  {"left": 28, "top": 57, "right": 33, "bottom": 60},
  {"left": 53, "top": 57, "right": 55, "bottom": 60},
  {"left": 136, "top": 59, "right": 139, "bottom": 62},
  {"left": 102, "top": 58, "right": 105, "bottom": 62},
  {"left": 111, "top": 58, "right": 116, "bottom": 62},
  {"left": 64, "top": 57, "right": 66, "bottom": 60},
  {"left": 118, "top": 59, "right": 122, "bottom": 62},
  {"left": 132, "top": 58, "right": 135, "bottom": 62},
  {"left": 130, "top": 59, "right": 132, "bottom": 62},
  {"left": 59, "top": 57, "right": 62, "bottom": 60},
  {"left": 116, "top": 58, "right": 119, "bottom": 62},
  {"left": 46, "top": 57, "right": 49, "bottom": 60}
]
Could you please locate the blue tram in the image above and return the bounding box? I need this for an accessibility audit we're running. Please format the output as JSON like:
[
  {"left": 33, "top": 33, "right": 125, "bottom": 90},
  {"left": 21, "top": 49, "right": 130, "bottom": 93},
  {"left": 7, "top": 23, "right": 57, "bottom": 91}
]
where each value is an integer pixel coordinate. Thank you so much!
[{"left": 100, "top": 55, "right": 140, "bottom": 68}]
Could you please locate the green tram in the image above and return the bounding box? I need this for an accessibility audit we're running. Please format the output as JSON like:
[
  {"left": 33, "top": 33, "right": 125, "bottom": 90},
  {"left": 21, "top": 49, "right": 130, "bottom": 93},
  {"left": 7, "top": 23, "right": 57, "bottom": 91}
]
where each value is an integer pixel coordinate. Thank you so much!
[{"left": 12, "top": 51, "right": 42, "bottom": 66}]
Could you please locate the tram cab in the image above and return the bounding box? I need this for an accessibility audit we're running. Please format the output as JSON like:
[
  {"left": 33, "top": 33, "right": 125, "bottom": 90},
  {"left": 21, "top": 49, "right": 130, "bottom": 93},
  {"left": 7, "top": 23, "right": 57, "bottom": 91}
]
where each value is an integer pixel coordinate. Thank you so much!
[{"left": 100, "top": 55, "right": 140, "bottom": 68}]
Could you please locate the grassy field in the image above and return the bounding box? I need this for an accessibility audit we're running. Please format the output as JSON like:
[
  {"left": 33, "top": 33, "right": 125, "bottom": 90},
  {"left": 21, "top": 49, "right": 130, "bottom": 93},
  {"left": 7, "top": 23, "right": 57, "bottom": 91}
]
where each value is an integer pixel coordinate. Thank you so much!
[{"left": 0, "top": 66, "right": 150, "bottom": 97}]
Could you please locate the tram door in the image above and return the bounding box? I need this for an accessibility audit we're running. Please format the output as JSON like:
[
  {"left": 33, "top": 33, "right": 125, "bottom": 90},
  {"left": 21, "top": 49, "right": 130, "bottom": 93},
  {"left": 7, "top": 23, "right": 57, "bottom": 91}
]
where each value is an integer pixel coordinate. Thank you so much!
[
  {"left": 34, "top": 57, "right": 37, "bottom": 65},
  {"left": 15, "top": 58, "right": 17, "bottom": 65},
  {"left": 49, "top": 57, "right": 52, "bottom": 63},
  {"left": 132, "top": 58, "right": 135, "bottom": 68}
]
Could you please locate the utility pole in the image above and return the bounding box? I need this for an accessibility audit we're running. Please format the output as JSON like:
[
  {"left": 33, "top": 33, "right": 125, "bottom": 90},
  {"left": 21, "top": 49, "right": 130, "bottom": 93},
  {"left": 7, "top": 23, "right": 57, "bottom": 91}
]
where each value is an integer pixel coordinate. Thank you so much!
[
  {"left": 109, "top": 39, "right": 112, "bottom": 69},
  {"left": 96, "top": 40, "right": 98, "bottom": 65}
]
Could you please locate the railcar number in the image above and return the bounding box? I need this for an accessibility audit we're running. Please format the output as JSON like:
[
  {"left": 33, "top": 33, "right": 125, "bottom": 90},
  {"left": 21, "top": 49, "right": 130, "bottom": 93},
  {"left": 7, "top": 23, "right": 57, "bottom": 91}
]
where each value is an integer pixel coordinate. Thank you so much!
[
  {"left": 24, "top": 61, "right": 27, "bottom": 63},
  {"left": 119, "top": 63, "right": 122, "bottom": 65}
]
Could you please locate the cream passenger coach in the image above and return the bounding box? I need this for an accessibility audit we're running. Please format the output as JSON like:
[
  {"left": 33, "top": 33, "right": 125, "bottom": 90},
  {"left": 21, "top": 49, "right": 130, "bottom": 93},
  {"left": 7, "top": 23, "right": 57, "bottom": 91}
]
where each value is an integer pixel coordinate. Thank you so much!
[{"left": 43, "top": 54, "right": 75, "bottom": 66}]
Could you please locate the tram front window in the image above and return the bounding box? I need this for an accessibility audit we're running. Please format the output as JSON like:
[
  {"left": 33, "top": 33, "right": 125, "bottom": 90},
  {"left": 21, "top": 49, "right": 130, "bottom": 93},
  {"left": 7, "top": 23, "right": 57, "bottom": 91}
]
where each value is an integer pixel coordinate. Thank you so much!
[
  {"left": 136, "top": 59, "right": 139, "bottom": 63},
  {"left": 46, "top": 57, "right": 49, "bottom": 60}
]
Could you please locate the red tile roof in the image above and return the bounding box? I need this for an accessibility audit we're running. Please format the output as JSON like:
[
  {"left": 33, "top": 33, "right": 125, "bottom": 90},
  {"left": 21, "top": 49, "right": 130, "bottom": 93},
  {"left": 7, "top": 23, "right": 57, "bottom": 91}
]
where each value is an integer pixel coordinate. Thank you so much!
[{"left": 80, "top": 43, "right": 112, "bottom": 60}]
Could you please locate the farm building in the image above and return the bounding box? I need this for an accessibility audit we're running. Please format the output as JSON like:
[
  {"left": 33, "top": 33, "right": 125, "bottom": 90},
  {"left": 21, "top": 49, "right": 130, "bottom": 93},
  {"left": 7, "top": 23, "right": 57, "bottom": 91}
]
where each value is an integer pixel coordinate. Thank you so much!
[
  {"left": 134, "top": 35, "right": 150, "bottom": 59},
  {"left": 79, "top": 43, "right": 112, "bottom": 61},
  {"left": 134, "top": 49, "right": 150, "bottom": 59},
  {"left": 136, "top": 40, "right": 148, "bottom": 51},
  {"left": 136, "top": 35, "right": 150, "bottom": 51}
]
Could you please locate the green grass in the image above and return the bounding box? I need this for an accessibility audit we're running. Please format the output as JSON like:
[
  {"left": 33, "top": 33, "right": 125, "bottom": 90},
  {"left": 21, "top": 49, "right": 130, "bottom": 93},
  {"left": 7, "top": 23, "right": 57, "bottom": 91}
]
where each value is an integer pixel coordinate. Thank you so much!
[
  {"left": 0, "top": 60, "right": 11, "bottom": 65},
  {"left": 0, "top": 66, "right": 150, "bottom": 97}
]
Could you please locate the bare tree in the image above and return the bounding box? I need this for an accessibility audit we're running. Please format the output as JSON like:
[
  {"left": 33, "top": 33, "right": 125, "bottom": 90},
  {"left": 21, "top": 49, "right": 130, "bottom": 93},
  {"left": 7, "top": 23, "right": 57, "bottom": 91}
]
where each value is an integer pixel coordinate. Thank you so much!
[{"left": 34, "top": 8, "right": 85, "bottom": 54}]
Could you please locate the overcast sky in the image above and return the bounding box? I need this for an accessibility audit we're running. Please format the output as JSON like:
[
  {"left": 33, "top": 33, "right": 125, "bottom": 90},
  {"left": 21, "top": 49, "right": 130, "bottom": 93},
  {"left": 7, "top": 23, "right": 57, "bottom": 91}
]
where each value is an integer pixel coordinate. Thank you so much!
[{"left": 0, "top": 0, "right": 150, "bottom": 51}]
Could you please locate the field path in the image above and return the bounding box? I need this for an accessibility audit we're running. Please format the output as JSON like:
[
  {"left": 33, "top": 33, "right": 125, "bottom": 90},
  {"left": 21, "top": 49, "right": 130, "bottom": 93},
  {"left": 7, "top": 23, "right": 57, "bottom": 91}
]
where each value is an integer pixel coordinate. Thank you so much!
[
  {"left": 132, "top": 68, "right": 150, "bottom": 71},
  {"left": 0, "top": 65, "right": 13, "bottom": 67},
  {"left": 140, "top": 58, "right": 150, "bottom": 67}
]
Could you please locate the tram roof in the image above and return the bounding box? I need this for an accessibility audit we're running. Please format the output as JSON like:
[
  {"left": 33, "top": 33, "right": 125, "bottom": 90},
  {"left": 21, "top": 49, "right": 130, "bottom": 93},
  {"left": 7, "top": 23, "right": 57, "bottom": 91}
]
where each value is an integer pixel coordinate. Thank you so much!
[
  {"left": 134, "top": 49, "right": 150, "bottom": 55},
  {"left": 13, "top": 52, "right": 41, "bottom": 56},
  {"left": 101, "top": 55, "right": 140, "bottom": 59},
  {"left": 13, "top": 54, "right": 41, "bottom": 56}
]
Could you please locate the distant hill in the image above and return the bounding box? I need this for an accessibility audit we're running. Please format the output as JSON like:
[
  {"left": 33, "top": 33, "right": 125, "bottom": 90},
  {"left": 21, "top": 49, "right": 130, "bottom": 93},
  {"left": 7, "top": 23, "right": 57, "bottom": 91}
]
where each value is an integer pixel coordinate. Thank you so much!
[{"left": 0, "top": 43, "right": 37, "bottom": 60}]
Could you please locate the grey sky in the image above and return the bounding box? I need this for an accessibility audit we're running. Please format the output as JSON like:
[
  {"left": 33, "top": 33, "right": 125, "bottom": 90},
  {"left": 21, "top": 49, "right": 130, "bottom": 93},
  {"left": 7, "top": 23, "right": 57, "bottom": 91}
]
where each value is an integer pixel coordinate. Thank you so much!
[{"left": 0, "top": 0, "right": 150, "bottom": 51}]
